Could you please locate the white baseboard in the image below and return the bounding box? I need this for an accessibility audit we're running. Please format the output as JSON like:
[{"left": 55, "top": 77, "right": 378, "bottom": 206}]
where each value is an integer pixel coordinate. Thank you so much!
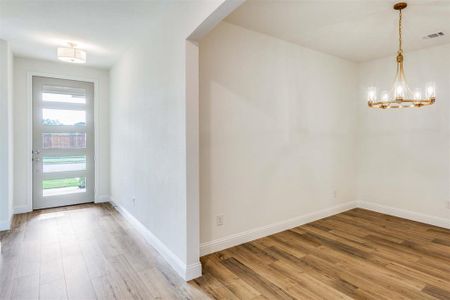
[
  {"left": 200, "top": 201, "right": 357, "bottom": 256},
  {"left": 95, "top": 194, "right": 110, "bottom": 203},
  {"left": 358, "top": 201, "right": 450, "bottom": 230},
  {"left": 0, "top": 221, "right": 10, "bottom": 231},
  {"left": 0, "top": 217, "right": 11, "bottom": 231},
  {"left": 185, "top": 262, "right": 202, "bottom": 281},
  {"left": 108, "top": 198, "right": 449, "bottom": 281},
  {"left": 109, "top": 200, "right": 201, "bottom": 281},
  {"left": 14, "top": 205, "right": 32, "bottom": 214}
]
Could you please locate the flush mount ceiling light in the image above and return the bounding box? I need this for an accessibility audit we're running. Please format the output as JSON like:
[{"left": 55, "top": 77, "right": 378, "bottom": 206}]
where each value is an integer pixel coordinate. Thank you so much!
[
  {"left": 367, "top": 2, "right": 436, "bottom": 109},
  {"left": 57, "top": 43, "right": 86, "bottom": 64}
]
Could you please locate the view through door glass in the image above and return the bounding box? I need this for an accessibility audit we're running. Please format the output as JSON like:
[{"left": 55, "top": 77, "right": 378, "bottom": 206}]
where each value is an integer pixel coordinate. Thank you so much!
[{"left": 32, "top": 76, "right": 95, "bottom": 209}]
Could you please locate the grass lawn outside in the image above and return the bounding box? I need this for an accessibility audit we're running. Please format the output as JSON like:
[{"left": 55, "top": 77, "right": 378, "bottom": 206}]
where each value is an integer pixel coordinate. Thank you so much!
[
  {"left": 43, "top": 177, "right": 85, "bottom": 189},
  {"left": 41, "top": 156, "right": 87, "bottom": 190},
  {"left": 43, "top": 156, "right": 85, "bottom": 164}
]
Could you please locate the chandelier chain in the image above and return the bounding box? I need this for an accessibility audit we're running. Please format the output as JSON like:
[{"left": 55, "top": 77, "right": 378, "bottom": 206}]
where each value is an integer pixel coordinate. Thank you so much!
[{"left": 398, "top": 9, "right": 403, "bottom": 53}]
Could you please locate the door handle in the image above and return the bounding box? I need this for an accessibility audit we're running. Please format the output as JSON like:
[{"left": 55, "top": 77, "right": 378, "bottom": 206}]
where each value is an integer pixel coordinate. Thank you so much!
[{"left": 32, "top": 150, "right": 41, "bottom": 162}]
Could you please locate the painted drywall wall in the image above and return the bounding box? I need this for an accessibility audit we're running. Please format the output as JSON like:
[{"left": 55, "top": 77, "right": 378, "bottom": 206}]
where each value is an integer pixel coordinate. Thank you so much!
[
  {"left": 199, "top": 22, "right": 358, "bottom": 250},
  {"left": 357, "top": 43, "right": 450, "bottom": 223},
  {"left": 7, "top": 43, "right": 13, "bottom": 227},
  {"left": 0, "top": 39, "right": 14, "bottom": 230},
  {"left": 109, "top": 0, "right": 227, "bottom": 279},
  {"left": 13, "top": 57, "right": 110, "bottom": 212}
]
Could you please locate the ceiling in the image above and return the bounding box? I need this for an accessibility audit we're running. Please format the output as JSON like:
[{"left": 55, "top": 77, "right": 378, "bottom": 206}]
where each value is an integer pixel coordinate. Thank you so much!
[
  {"left": 0, "top": 1, "right": 164, "bottom": 69},
  {"left": 225, "top": 0, "right": 450, "bottom": 62},
  {"left": 2, "top": 0, "right": 449, "bottom": 67}
]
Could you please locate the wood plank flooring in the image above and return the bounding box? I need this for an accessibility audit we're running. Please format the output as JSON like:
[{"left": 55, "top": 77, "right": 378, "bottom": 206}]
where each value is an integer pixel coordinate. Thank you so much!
[
  {"left": 1, "top": 204, "right": 449, "bottom": 299},
  {"left": 0, "top": 203, "right": 210, "bottom": 300},
  {"left": 195, "top": 208, "right": 450, "bottom": 300}
]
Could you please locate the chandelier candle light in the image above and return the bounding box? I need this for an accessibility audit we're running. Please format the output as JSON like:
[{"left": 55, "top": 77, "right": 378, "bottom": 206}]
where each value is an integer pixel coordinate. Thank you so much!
[{"left": 367, "top": 2, "right": 436, "bottom": 109}]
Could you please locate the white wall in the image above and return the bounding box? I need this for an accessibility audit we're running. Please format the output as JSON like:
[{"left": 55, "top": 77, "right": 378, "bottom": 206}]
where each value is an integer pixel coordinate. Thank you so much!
[
  {"left": 0, "top": 39, "right": 14, "bottom": 230},
  {"left": 109, "top": 0, "right": 227, "bottom": 280},
  {"left": 357, "top": 43, "right": 450, "bottom": 226},
  {"left": 199, "top": 22, "right": 358, "bottom": 253},
  {"left": 13, "top": 57, "right": 110, "bottom": 212}
]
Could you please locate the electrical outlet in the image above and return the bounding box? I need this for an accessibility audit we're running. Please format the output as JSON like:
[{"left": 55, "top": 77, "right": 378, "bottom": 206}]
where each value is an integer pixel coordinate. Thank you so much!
[
  {"left": 216, "top": 215, "right": 224, "bottom": 226},
  {"left": 132, "top": 198, "right": 136, "bottom": 206},
  {"left": 333, "top": 190, "right": 337, "bottom": 199}
]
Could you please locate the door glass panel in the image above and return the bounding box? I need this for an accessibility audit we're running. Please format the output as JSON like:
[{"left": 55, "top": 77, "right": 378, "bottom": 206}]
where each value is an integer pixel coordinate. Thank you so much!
[
  {"left": 42, "top": 93, "right": 86, "bottom": 104},
  {"left": 42, "top": 133, "right": 86, "bottom": 149},
  {"left": 43, "top": 177, "right": 86, "bottom": 196},
  {"left": 43, "top": 156, "right": 87, "bottom": 173},
  {"left": 42, "top": 85, "right": 86, "bottom": 104},
  {"left": 42, "top": 108, "right": 86, "bottom": 126}
]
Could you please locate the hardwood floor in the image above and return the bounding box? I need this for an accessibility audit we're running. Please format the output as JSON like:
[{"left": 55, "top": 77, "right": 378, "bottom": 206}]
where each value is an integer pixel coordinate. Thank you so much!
[
  {"left": 1, "top": 204, "right": 449, "bottom": 299},
  {"left": 0, "top": 203, "right": 210, "bottom": 300},
  {"left": 195, "top": 208, "right": 450, "bottom": 300}
]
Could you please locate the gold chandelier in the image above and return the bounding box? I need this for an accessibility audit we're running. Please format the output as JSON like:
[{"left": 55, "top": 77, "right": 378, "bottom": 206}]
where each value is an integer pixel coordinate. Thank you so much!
[{"left": 367, "top": 2, "right": 436, "bottom": 109}]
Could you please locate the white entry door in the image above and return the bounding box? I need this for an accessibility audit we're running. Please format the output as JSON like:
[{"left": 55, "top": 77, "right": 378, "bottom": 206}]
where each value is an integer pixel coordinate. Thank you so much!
[{"left": 32, "top": 76, "right": 95, "bottom": 209}]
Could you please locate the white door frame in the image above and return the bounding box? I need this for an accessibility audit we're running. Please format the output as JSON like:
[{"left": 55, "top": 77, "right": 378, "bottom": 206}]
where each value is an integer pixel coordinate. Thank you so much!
[{"left": 26, "top": 71, "right": 100, "bottom": 212}]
